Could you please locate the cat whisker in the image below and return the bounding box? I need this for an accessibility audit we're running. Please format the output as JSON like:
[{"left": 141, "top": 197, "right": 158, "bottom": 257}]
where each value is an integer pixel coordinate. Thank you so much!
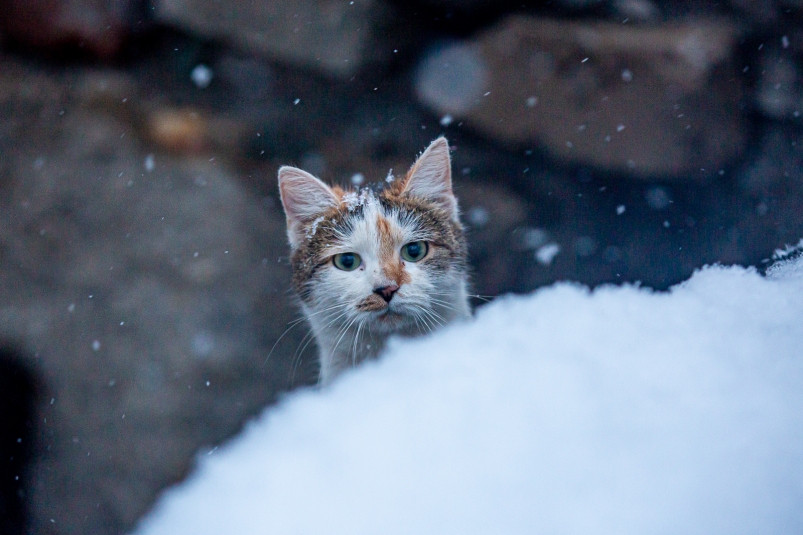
[
  {"left": 264, "top": 316, "right": 310, "bottom": 366},
  {"left": 351, "top": 320, "right": 365, "bottom": 367},
  {"left": 290, "top": 330, "right": 317, "bottom": 385},
  {"left": 418, "top": 307, "right": 446, "bottom": 331},
  {"left": 329, "top": 315, "right": 359, "bottom": 364},
  {"left": 411, "top": 313, "right": 426, "bottom": 336},
  {"left": 266, "top": 303, "right": 351, "bottom": 366},
  {"left": 409, "top": 304, "right": 438, "bottom": 333},
  {"left": 427, "top": 298, "right": 460, "bottom": 313}
]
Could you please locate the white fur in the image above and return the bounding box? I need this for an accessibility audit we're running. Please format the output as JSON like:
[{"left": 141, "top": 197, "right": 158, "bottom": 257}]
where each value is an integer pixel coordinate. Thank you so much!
[
  {"left": 403, "top": 137, "right": 458, "bottom": 221},
  {"left": 278, "top": 138, "right": 470, "bottom": 385},
  {"left": 304, "top": 192, "right": 470, "bottom": 384},
  {"left": 278, "top": 166, "right": 340, "bottom": 248}
]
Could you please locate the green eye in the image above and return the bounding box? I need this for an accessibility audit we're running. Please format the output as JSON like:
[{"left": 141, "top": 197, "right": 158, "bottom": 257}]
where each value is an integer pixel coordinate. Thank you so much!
[
  {"left": 400, "top": 241, "right": 429, "bottom": 262},
  {"left": 333, "top": 252, "right": 362, "bottom": 271}
]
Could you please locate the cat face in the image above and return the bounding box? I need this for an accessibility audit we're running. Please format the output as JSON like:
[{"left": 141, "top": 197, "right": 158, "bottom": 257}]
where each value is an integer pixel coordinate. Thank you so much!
[
  {"left": 278, "top": 137, "right": 470, "bottom": 379},
  {"left": 291, "top": 189, "right": 461, "bottom": 335}
]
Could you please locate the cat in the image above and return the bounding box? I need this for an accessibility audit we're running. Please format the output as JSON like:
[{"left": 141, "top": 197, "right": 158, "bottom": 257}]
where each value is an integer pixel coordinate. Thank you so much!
[{"left": 278, "top": 137, "right": 471, "bottom": 384}]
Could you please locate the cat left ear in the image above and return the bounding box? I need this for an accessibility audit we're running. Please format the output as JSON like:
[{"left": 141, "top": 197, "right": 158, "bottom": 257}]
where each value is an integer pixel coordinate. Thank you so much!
[
  {"left": 401, "top": 137, "right": 458, "bottom": 221},
  {"left": 278, "top": 166, "right": 340, "bottom": 249}
]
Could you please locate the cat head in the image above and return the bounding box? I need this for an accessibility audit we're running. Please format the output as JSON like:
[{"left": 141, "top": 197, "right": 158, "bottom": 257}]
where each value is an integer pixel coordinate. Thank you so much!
[{"left": 277, "top": 137, "right": 469, "bottom": 339}]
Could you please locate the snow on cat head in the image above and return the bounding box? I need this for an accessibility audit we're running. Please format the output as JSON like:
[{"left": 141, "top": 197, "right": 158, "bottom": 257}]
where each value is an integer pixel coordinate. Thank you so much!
[{"left": 133, "top": 255, "right": 803, "bottom": 535}]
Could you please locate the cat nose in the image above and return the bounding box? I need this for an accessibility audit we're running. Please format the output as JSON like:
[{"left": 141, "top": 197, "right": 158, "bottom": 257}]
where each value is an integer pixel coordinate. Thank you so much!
[{"left": 374, "top": 284, "right": 399, "bottom": 303}]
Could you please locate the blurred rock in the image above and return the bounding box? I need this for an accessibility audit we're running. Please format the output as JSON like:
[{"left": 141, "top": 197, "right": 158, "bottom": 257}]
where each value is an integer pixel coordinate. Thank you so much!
[
  {"left": 0, "top": 348, "right": 36, "bottom": 535},
  {"left": 738, "top": 127, "right": 803, "bottom": 195},
  {"left": 730, "top": 0, "right": 781, "bottom": 25},
  {"left": 147, "top": 108, "right": 211, "bottom": 153},
  {"left": 0, "top": 57, "right": 307, "bottom": 535},
  {"left": 727, "top": 0, "right": 803, "bottom": 26},
  {"left": 214, "top": 53, "right": 275, "bottom": 105},
  {"left": 732, "top": 125, "right": 803, "bottom": 264},
  {"left": 755, "top": 45, "right": 803, "bottom": 121},
  {"left": 155, "top": 0, "right": 394, "bottom": 78},
  {"left": 415, "top": 16, "right": 747, "bottom": 178},
  {"left": 0, "top": 0, "right": 139, "bottom": 58},
  {"left": 555, "top": 0, "right": 605, "bottom": 9},
  {"left": 611, "top": 0, "right": 660, "bottom": 21}
]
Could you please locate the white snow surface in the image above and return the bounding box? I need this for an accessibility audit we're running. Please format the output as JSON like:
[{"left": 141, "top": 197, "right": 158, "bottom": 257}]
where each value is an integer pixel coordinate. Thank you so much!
[{"left": 135, "top": 258, "right": 803, "bottom": 535}]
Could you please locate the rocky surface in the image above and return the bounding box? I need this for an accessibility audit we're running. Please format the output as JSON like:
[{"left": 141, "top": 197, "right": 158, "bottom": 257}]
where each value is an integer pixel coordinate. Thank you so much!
[
  {"left": 0, "top": 348, "right": 36, "bottom": 535},
  {"left": 154, "top": 0, "right": 396, "bottom": 78},
  {"left": 416, "top": 16, "right": 746, "bottom": 178},
  {"left": 0, "top": 59, "right": 311, "bottom": 535}
]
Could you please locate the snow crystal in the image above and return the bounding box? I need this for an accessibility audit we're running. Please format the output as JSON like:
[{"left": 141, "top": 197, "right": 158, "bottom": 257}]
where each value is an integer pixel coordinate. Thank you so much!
[
  {"left": 191, "top": 332, "right": 215, "bottom": 358},
  {"left": 616, "top": 204, "right": 626, "bottom": 215},
  {"left": 621, "top": 68, "right": 634, "bottom": 82},
  {"left": 350, "top": 173, "right": 365, "bottom": 186},
  {"left": 467, "top": 206, "right": 489, "bottom": 227},
  {"left": 535, "top": 242, "right": 560, "bottom": 265},
  {"left": 645, "top": 187, "right": 672, "bottom": 210},
  {"left": 342, "top": 189, "right": 375, "bottom": 212},
  {"left": 134, "top": 255, "right": 803, "bottom": 535},
  {"left": 772, "top": 238, "right": 803, "bottom": 260},
  {"left": 305, "top": 216, "right": 326, "bottom": 239},
  {"left": 521, "top": 227, "right": 549, "bottom": 249},
  {"left": 415, "top": 43, "right": 489, "bottom": 115},
  {"left": 190, "top": 65, "right": 213, "bottom": 89}
]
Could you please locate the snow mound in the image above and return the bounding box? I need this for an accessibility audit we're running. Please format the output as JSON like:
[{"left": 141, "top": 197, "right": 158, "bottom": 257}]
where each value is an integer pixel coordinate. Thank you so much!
[{"left": 134, "top": 257, "right": 803, "bottom": 535}]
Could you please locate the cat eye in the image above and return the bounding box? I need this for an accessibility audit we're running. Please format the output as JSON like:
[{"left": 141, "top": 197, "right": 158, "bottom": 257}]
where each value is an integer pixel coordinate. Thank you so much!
[
  {"left": 400, "top": 241, "right": 429, "bottom": 262},
  {"left": 332, "top": 252, "right": 362, "bottom": 271}
]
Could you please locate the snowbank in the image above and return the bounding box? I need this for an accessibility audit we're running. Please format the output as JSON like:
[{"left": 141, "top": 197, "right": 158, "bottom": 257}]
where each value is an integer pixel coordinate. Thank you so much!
[{"left": 134, "top": 258, "right": 803, "bottom": 535}]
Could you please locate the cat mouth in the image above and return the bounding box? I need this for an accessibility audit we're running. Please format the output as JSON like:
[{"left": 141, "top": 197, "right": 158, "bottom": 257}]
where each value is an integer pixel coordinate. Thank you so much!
[
  {"left": 373, "top": 308, "right": 408, "bottom": 326},
  {"left": 355, "top": 296, "right": 410, "bottom": 325}
]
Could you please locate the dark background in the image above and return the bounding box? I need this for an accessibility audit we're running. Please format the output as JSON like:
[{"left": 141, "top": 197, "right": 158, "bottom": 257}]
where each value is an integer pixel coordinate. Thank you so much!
[{"left": 1, "top": 1, "right": 802, "bottom": 533}]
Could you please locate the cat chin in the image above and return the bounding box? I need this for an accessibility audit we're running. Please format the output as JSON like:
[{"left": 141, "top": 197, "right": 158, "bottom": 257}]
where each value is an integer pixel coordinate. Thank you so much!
[{"left": 363, "top": 309, "right": 414, "bottom": 333}]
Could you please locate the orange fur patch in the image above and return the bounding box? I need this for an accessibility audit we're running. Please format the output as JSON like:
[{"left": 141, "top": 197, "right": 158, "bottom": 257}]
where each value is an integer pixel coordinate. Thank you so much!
[
  {"left": 331, "top": 185, "right": 346, "bottom": 200},
  {"left": 385, "top": 261, "right": 411, "bottom": 287},
  {"left": 375, "top": 214, "right": 411, "bottom": 286}
]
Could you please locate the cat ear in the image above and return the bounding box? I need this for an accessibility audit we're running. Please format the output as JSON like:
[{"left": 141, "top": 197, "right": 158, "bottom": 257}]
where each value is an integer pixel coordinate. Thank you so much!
[
  {"left": 401, "top": 137, "right": 458, "bottom": 221},
  {"left": 278, "top": 166, "right": 340, "bottom": 249}
]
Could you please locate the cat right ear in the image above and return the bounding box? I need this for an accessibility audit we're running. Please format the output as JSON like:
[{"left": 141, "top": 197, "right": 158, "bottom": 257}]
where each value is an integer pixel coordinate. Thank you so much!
[
  {"left": 278, "top": 166, "right": 340, "bottom": 249},
  {"left": 400, "top": 137, "right": 459, "bottom": 222}
]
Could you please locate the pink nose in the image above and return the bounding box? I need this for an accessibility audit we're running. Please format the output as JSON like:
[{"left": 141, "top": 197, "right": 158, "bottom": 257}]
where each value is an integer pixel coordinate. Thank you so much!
[{"left": 374, "top": 284, "right": 399, "bottom": 303}]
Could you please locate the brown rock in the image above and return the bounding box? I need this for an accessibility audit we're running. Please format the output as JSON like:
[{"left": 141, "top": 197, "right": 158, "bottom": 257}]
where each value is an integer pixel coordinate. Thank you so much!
[
  {"left": 147, "top": 108, "right": 211, "bottom": 154},
  {"left": 154, "top": 0, "right": 393, "bottom": 78},
  {"left": 416, "top": 17, "right": 747, "bottom": 178},
  {"left": 0, "top": 0, "right": 134, "bottom": 59}
]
